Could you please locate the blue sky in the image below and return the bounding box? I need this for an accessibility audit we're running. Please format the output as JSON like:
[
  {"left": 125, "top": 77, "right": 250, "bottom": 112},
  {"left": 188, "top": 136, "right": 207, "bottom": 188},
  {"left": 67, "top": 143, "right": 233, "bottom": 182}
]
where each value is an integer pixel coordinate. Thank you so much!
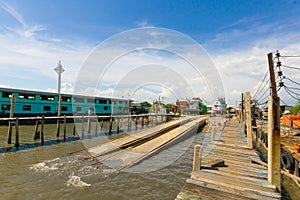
[{"left": 0, "top": 0, "right": 300, "bottom": 105}]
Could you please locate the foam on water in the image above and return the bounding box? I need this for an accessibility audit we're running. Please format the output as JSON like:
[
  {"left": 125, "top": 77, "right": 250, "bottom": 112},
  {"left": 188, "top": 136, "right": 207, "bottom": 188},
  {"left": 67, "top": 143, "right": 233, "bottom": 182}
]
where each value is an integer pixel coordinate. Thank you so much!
[
  {"left": 67, "top": 174, "right": 91, "bottom": 187},
  {"left": 30, "top": 157, "right": 63, "bottom": 173}
]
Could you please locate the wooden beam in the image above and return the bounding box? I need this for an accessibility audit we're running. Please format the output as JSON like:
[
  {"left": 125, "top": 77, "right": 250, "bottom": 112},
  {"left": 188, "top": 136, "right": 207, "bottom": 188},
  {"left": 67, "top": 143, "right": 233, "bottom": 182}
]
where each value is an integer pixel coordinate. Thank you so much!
[
  {"left": 267, "top": 96, "right": 281, "bottom": 192},
  {"left": 245, "top": 91, "right": 253, "bottom": 149}
]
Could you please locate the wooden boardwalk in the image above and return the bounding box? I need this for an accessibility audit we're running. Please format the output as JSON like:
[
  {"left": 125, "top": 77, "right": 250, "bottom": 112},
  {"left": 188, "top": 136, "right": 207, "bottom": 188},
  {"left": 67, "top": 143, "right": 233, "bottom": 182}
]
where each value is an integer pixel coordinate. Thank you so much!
[
  {"left": 176, "top": 119, "right": 282, "bottom": 200},
  {"left": 87, "top": 116, "right": 208, "bottom": 170}
]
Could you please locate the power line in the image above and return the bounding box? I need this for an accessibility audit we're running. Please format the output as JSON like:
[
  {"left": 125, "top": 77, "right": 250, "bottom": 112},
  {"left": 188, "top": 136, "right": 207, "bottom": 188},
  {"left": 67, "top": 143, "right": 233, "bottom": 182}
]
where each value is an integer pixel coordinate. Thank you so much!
[
  {"left": 280, "top": 55, "right": 300, "bottom": 58},
  {"left": 284, "top": 86, "right": 300, "bottom": 100},
  {"left": 284, "top": 77, "right": 300, "bottom": 86},
  {"left": 285, "top": 86, "right": 300, "bottom": 96},
  {"left": 254, "top": 79, "right": 270, "bottom": 100},
  {"left": 282, "top": 64, "right": 300, "bottom": 71},
  {"left": 253, "top": 69, "right": 269, "bottom": 98}
]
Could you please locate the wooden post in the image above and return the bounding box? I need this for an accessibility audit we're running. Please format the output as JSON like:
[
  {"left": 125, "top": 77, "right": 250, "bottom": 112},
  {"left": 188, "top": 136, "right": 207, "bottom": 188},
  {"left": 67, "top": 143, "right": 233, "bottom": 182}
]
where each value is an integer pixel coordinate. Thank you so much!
[
  {"left": 87, "top": 109, "right": 91, "bottom": 134},
  {"left": 73, "top": 121, "right": 76, "bottom": 136},
  {"left": 109, "top": 116, "right": 113, "bottom": 134},
  {"left": 7, "top": 94, "right": 15, "bottom": 144},
  {"left": 267, "top": 96, "right": 281, "bottom": 191},
  {"left": 95, "top": 117, "right": 98, "bottom": 136},
  {"left": 245, "top": 91, "right": 253, "bottom": 149},
  {"left": 241, "top": 93, "right": 245, "bottom": 134},
  {"left": 135, "top": 117, "right": 138, "bottom": 130},
  {"left": 127, "top": 115, "right": 130, "bottom": 131},
  {"left": 41, "top": 116, "right": 45, "bottom": 145},
  {"left": 7, "top": 121, "right": 13, "bottom": 144},
  {"left": 34, "top": 118, "right": 40, "bottom": 140},
  {"left": 63, "top": 115, "right": 66, "bottom": 142},
  {"left": 81, "top": 117, "right": 84, "bottom": 138},
  {"left": 117, "top": 118, "right": 120, "bottom": 133},
  {"left": 15, "top": 117, "right": 19, "bottom": 147},
  {"left": 100, "top": 118, "right": 104, "bottom": 130},
  {"left": 211, "top": 126, "right": 216, "bottom": 142},
  {"left": 56, "top": 94, "right": 62, "bottom": 137},
  {"left": 267, "top": 52, "right": 281, "bottom": 192},
  {"left": 142, "top": 116, "right": 144, "bottom": 128},
  {"left": 192, "top": 144, "right": 202, "bottom": 172},
  {"left": 56, "top": 118, "right": 60, "bottom": 138}
]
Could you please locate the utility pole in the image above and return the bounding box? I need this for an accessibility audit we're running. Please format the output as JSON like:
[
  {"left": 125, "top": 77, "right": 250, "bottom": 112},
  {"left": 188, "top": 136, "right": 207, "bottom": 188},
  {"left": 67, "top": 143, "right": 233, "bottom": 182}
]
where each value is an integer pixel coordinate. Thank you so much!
[
  {"left": 267, "top": 52, "right": 281, "bottom": 192},
  {"left": 245, "top": 91, "right": 253, "bottom": 149},
  {"left": 241, "top": 93, "right": 245, "bottom": 134}
]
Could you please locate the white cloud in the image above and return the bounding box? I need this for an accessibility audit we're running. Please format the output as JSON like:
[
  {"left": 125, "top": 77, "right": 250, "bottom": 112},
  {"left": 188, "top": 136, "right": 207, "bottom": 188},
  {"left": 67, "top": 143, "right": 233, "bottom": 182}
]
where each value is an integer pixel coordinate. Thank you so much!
[
  {"left": 205, "top": 18, "right": 300, "bottom": 105},
  {"left": 0, "top": 2, "right": 92, "bottom": 93}
]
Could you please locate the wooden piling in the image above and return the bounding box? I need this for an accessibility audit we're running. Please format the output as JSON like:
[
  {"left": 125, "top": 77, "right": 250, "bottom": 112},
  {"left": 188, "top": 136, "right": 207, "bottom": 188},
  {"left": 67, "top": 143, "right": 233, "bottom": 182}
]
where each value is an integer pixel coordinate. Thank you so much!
[
  {"left": 87, "top": 110, "right": 91, "bottom": 134},
  {"left": 135, "top": 117, "right": 138, "bottom": 130},
  {"left": 211, "top": 126, "right": 216, "bottom": 142},
  {"left": 15, "top": 117, "right": 19, "bottom": 147},
  {"left": 73, "top": 121, "right": 76, "bottom": 136},
  {"left": 7, "top": 94, "right": 15, "bottom": 144},
  {"left": 81, "top": 117, "right": 84, "bottom": 138},
  {"left": 245, "top": 91, "right": 253, "bottom": 149},
  {"left": 117, "top": 119, "right": 120, "bottom": 133},
  {"left": 41, "top": 116, "right": 45, "bottom": 145},
  {"left": 63, "top": 115, "right": 66, "bottom": 142},
  {"left": 33, "top": 118, "right": 40, "bottom": 140},
  {"left": 192, "top": 144, "right": 202, "bottom": 172},
  {"left": 95, "top": 117, "right": 98, "bottom": 136},
  {"left": 109, "top": 116, "right": 113, "bottom": 134},
  {"left": 56, "top": 119, "right": 60, "bottom": 137},
  {"left": 267, "top": 96, "right": 281, "bottom": 191},
  {"left": 7, "top": 122, "right": 12, "bottom": 144},
  {"left": 100, "top": 118, "right": 104, "bottom": 131}
]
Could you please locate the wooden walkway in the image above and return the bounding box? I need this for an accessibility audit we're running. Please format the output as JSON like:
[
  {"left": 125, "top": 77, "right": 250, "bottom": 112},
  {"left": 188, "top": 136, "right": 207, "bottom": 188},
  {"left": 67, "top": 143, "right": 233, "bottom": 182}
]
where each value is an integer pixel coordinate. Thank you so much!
[
  {"left": 176, "top": 119, "right": 282, "bottom": 200},
  {"left": 87, "top": 116, "right": 208, "bottom": 170}
]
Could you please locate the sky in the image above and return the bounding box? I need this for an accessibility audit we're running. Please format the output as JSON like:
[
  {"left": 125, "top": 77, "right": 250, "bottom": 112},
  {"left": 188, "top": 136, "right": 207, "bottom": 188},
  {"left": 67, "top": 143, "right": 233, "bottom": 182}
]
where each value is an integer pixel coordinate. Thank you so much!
[{"left": 0, "top": 0, "right": 300, "bottom": 105}]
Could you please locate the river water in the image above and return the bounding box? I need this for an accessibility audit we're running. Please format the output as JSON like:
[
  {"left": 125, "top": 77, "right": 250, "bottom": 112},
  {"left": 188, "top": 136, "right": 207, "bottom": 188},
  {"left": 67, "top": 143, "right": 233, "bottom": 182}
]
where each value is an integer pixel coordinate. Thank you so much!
[{"left": 0, "top": 120, "right": 211, "bottom": 200}]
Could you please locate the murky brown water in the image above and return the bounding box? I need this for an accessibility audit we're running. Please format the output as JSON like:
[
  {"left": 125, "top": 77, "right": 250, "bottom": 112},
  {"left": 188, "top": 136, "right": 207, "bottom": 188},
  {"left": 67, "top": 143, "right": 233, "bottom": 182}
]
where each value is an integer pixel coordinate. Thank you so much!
[{"left": 0, "top": 121, "right": 206, "bottom": 200}]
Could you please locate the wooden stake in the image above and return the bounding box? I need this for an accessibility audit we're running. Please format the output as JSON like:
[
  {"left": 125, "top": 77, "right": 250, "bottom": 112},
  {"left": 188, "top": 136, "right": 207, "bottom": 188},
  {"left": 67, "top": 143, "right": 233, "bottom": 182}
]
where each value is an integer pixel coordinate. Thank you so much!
[
  {"left": 73, "top": 121, "right": 76, "bottom": 136},
  {"left": 116, "top": 119, "right": 120, "bottom": 133},
  {"left": 33, "top": 118, "right": 40, "bottom": 140},
  {"left": 81, "top": 117, "right": 84, "bottom": 138},
  {"left": 15, "top": 117, "right": 19, "bottom": 147},
  {"left": 267, "top": 96, "right": 281, "bottom": 191},
  {"left": 211, "top": 126, "right": 216, "bottom": 142},
  {"left": 41, "top": 116, "right": 45, "bottom": 145},
  {"left": 95, "top": 117, "right": 98, "bottom": 136},
  {"left": 7, "top": 122, "right": 12, "bottom": 144},
  {"left": 87, "top": 110, "right": 91, "bottom": 134},
  {"left": 7, "top": 94, "right": 15, "bottom": 144},
  {"left": 63, "top": 115, "right": 66, "bottom": 142},
  {"left": 192, "top": 144, "right": 202, "bottom": 172},
  {"left": 245, "top": 91, "right": 253, "bottom": 149}
]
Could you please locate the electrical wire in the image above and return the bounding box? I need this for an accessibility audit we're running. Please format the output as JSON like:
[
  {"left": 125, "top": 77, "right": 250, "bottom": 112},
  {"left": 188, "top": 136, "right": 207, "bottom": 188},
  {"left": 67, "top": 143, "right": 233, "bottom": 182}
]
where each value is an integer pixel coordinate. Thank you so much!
[
  {"left": 284, "top": 77, "right": 300, "bottom": 86},
  {"left": 282, "top": 64, "right": 300, "bottom": 71},
  {"left": 284, "top": 86, "right": 300, "bottom": 100},
  {"left": 253, "top": 69, "right": 269, "bottom": 99},
  {"left": 280, "top": 55, "right": 300, "bottom": 58},
  {"left": 254, "top": 79, "right": 270, "bottom": 100}
]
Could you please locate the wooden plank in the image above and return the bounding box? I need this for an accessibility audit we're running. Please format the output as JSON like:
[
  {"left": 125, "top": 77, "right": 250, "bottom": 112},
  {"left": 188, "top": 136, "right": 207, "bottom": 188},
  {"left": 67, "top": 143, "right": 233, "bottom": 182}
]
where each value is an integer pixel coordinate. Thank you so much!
[
  {"left": 187, "top": 178, "right": 281, "bottom": 200},
  {"left": 191, "top": 171, "right": 276, "bottom": 192}
]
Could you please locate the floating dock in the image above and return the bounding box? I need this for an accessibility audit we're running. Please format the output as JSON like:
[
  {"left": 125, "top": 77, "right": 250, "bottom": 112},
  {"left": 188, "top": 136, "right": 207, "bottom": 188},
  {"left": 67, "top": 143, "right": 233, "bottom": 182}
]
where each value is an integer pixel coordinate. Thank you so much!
[{"left": 176, "top": 119, "right": 282, "bottom": 200}]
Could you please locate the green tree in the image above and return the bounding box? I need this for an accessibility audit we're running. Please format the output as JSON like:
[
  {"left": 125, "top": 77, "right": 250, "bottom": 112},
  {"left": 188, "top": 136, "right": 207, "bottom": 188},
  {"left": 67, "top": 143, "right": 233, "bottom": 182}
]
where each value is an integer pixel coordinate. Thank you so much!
[
  {"left": 290, "top": 100, "right": 300, "bottom": 114},
  {"left": 140, "top": 101, "right": 152, "bottom": 108}
]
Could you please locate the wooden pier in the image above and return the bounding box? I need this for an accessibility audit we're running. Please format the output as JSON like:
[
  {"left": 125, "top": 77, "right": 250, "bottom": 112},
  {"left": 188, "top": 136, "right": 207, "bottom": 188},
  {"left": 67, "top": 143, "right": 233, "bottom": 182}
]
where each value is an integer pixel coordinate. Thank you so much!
[
  {"left": 87, "top": 116, "right": 208, "bottom": 170},
  {"left": 176, "top": 119, "right": 282, "bottom": 200}
]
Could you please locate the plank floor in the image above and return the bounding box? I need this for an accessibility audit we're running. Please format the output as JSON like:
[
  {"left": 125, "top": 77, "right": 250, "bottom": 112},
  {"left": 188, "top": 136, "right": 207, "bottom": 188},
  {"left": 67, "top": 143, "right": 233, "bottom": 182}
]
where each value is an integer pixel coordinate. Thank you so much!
[{"left": 176, "top": 118, "right": 282, "bottom": 200}]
